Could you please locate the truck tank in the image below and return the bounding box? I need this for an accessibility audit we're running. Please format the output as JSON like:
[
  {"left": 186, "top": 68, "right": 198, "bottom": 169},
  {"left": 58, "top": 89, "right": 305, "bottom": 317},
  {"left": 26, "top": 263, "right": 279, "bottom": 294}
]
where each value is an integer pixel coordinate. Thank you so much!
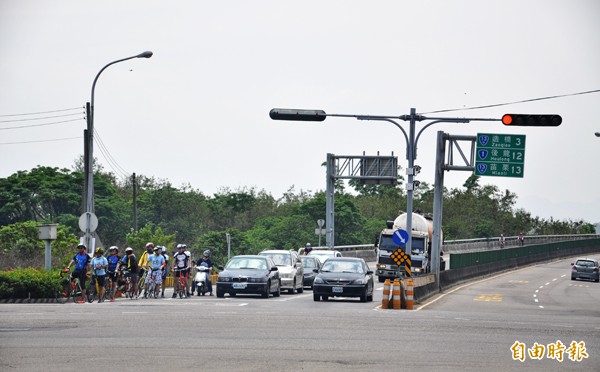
[{"left": 392, "top": 213, "right": 442, "bottom": 243}]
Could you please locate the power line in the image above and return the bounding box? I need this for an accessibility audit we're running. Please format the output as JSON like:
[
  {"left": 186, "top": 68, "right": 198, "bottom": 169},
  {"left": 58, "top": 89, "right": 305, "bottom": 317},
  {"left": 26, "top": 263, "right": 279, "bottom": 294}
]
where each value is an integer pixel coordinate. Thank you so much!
[
  {"left": 0, "top": 118, "right": 84, "bottom": 130},
  {"left": 0, "top": 136, "right": 81, "bottom": 145},
  {"left": 420, "top": 89, "right": 600, "bottom": 115},
  {"left": 0, "top": 112, "right": 83, "bottom": 123},
  {"left": 93, "top": 129, "right": 130, "bottom": 179},
  {"left": 0, "top": 106, "right": 83, "bottom": 118}
]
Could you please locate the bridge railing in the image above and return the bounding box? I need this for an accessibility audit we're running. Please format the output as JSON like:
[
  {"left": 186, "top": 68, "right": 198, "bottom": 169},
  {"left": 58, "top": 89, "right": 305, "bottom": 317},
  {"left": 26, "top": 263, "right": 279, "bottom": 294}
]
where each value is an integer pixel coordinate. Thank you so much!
[{"left": 327, "top": 234, "right": 600, "bottom": 256}]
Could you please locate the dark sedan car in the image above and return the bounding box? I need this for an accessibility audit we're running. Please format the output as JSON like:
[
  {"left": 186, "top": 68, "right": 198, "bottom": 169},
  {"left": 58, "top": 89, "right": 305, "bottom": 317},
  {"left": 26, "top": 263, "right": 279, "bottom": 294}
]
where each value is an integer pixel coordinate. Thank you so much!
[
  {"left": 571, "top": 258, "right": 599, "bottom": 282},
  {"left": 300, "top": 256, "right": 321, "bottom": 289},
  {"left": 216, "top": 255, "right": 281, "bottom": 298},
  {"left": 312, "top": 257, "right": 374, "bottom": 302}
]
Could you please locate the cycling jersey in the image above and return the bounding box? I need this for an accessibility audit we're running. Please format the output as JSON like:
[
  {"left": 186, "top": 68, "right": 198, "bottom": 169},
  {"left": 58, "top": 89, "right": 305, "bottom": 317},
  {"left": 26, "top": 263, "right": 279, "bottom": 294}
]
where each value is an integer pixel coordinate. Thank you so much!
[
  {"left": 107, "top": 254, "right": 120, "bottom": 272},
  {"left": 148, "top": 254, "right": 166, "bottom": 270},
  {"left": 90, "top": 256, "right": 108, "bottom": 276},
  {"left": 71, "top": 252, "right": 91, "bottom": 272},
  {"left": 173, "top": 251, "right": 191, "bottom": 269}
]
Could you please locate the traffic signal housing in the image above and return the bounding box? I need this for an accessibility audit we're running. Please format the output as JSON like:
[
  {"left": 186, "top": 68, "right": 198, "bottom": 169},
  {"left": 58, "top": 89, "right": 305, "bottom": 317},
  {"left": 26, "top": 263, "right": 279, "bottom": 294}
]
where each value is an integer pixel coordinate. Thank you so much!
[
  {"left": 502, "top": 114, "right": 562, "bottom": 127},
  {"left": 269, "top": 108, "right": 326, "bottom": 122}
]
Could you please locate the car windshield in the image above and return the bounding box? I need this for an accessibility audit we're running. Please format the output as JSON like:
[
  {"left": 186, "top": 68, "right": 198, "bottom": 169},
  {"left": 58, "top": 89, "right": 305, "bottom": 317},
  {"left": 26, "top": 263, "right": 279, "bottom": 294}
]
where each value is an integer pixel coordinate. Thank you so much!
[
  {"left": 308, "top": 251, "right": 335, "bottom": 261},
  {"left": 301, "top": 258, "right": 317, "bottom": 268},
  {"left": 575, "top": 260, "right": 596, "bottom": 267},
  {"left": 260, "top": 253, "right": 291, "bottom": 266},
  {"left": 321, "top": 260, "right": 363, "bottom": 274},
  {"left": 226, "top": 257, "right": 267, "bottom": 270}
]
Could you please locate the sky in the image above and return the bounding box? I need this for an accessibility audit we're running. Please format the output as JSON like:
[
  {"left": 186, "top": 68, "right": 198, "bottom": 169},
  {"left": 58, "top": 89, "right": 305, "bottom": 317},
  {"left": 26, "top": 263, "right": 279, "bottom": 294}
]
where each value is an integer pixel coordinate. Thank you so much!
[{"left": 1, "top": 1, "right": 599, "bottom": 224}]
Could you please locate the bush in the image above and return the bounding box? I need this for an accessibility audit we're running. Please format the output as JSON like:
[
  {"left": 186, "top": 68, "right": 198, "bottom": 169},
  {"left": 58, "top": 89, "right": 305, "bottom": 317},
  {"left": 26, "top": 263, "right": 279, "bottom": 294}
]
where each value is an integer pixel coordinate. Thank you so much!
[{"left": 0, "top": 268, "right": 62, "bottom": 299}]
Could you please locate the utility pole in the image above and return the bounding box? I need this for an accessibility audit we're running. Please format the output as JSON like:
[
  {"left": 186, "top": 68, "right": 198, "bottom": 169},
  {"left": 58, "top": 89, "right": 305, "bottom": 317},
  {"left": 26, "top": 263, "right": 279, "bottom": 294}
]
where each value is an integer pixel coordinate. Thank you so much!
[{"left": 132, "top": 172, "right": 138, "bottom": 232}]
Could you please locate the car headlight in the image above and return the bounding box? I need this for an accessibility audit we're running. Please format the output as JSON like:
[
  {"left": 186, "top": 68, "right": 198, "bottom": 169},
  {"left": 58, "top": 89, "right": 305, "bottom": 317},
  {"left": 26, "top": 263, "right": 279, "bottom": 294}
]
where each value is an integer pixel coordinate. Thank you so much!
[
  {"left": 218, "top": 277, "right": 230, "bottom": 282},
  {"left": 414, "top": 267, "right": 422, "bottom": 273},
  {"left": 377, "top": 264, "right": 386, "bottom": 269},
  {"left": 313, "top": 277, "right": 324, "bottom": 284},
  {"left": 352, "top": 278, "right": 366, "bottom": 285}
]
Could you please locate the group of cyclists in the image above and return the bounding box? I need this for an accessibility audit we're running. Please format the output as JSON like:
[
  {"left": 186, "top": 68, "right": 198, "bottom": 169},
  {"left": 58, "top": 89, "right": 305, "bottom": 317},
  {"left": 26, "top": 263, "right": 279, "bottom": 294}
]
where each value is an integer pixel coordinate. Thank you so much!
[{"left": 64, "top": 241, "right": 213, "bottom": 303}]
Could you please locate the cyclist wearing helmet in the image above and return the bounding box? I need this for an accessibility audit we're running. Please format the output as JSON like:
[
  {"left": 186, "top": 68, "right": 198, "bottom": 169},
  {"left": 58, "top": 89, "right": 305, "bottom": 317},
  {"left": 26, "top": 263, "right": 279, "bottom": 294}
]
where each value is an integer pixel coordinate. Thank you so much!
[
  {"left": 172, "top": 244, "right": 192, "bottom": 298},
  {"left": 304, "top": 243, "right": 313, "bottom": 255},
  {"left": 117, "top": 247, "right": 139, "bottom": 299},
  {"left": 194, "top": 249, "right": 214, "bottom": 296},
  {"left": 65, "top": 244, "right": 91, "bottom": 303},
  {"left": 144, "top": 246, "right": 166, "bottom": 299},
  {"left": 90, "top": 247, "right": 108, "bottom": 303},
  {"left": 106, "top": 246, "right": 120, "bottom": 301},
  {"left": 138, "top": 242, "right": 154, "bottom": 297}
]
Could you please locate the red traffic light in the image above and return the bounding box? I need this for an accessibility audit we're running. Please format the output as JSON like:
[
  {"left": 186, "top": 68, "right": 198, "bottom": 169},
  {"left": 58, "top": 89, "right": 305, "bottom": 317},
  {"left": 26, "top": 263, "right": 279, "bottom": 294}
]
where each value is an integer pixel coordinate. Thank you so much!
[{"left": 501, "top": 114, "right": 562, "bottom": 127}]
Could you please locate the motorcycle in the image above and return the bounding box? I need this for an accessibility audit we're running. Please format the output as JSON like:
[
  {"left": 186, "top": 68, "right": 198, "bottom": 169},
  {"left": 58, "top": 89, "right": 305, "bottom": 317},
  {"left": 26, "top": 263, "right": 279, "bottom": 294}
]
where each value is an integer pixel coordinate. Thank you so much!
[{"left": 192, "top": 263, "right": 212, "bottom": 296}]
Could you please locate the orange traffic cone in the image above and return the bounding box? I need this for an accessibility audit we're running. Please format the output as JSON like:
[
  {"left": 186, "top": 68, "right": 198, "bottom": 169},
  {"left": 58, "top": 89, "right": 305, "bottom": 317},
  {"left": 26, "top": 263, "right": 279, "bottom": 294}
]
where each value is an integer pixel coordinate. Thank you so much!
[
  {"left": 381, "top": 279, "right": 391, "bottom": 309},
  {"left": 405, "top": 279, "right": 414, "bottom": 310},
  {"left": 392, "top": 278, "right": 401, "bottom": 310}
]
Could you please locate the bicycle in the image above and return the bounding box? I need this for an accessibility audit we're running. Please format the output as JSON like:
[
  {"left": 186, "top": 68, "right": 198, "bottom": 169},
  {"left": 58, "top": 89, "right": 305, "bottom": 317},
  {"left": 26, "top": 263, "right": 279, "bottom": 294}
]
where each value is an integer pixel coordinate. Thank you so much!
[
  {"left": 105, "top": 271, "right": 117, "bottom": 301},
  {"left": 137, "top": 268, "right": 148, "bottom": 296},
  {"left": 173, "top": 268, "right": 188, "bottom": 299},
  {"left": 55, "top": 270, "right": 86, "bottom": 304},
  {"left": 120, "top": 268, "right": 136, "bottom": 299},
  {"left": 145, "top": 269, "right": 161, "bottom": 299}
]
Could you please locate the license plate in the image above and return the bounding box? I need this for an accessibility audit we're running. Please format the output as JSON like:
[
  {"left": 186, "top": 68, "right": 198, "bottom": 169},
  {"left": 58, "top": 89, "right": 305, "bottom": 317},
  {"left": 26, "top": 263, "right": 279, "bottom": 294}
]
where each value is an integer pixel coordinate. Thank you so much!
[
  {"left": 232, "top": 283, "right": 247, "bottom": 289},
  {"left": 332, "top": 286, "right": 343, "bottom": 293}
]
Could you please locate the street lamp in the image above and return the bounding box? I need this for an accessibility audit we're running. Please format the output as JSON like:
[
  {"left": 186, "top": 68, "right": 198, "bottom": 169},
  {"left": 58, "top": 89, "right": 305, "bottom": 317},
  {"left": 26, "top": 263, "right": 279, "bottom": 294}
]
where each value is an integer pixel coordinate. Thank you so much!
[{"left": 83, "top": 51, "right": 153, "bottom": 253}]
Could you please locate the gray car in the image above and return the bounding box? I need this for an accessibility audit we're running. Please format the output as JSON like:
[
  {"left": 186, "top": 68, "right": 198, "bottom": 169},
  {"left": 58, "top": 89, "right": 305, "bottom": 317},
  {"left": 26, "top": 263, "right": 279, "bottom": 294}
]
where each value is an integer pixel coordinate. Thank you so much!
[
  {"left": 259, "top": 249, "right": 304, "bottom": 294},
  {"left": 571, "top": 258, "right": 599, "bottom": 282}
]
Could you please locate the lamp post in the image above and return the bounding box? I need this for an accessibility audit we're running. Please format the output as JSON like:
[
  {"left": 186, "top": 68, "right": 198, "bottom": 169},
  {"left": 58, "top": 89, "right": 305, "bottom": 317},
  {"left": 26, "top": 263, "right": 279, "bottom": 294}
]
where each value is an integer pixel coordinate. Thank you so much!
[{"left": 83, "top": 51, "right": 153, "bottom": 253}]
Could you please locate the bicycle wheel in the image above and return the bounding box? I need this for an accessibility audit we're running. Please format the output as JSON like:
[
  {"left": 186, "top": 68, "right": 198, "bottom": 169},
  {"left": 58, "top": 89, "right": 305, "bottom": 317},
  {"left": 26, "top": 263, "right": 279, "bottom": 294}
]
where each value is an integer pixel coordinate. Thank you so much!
[
  {"left": 55, "top": 280, "right": 71, "bottom": 304},
  {"left": 72, "top": 280, "right": 85, "bottom": 303},
  {"left": 137, "top": 271, "right": 147, "bottom": 295}
]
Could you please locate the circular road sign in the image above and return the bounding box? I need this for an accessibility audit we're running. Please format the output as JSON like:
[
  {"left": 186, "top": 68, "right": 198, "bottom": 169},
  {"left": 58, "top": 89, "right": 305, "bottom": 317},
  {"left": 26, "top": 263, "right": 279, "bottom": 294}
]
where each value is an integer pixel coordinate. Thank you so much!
[
  {"left": 79, "top": 212, "right": 98, "bottom": 233},
  {"left": 392, "top": 229, "right": 409, "bottom": 246}
]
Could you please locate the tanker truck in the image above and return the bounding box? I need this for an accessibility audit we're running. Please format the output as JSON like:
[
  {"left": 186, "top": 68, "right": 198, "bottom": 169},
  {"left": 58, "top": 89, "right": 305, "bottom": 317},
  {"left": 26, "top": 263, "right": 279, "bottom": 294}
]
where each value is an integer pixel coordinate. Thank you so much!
[{"left": 374, "top": 212, "right": 446, "bottom": 282}]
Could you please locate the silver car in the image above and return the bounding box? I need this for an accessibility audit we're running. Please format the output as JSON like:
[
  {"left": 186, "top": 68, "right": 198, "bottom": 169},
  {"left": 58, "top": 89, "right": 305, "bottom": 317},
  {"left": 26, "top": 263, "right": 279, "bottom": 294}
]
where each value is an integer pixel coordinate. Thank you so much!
[
  {"left": 259, "top": 250, "right": 304, "bottom": 294},
  {"left": 571, "top": 258, "right": 599, "bottom": 282}
]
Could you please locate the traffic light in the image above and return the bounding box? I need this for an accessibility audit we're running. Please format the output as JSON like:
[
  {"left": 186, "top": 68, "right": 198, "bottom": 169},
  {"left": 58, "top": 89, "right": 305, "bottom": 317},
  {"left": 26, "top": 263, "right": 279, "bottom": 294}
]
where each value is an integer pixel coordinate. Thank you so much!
[
  {"left": 269, "top": 108, "right": 327, "bottom": 121},
  {"left": 501, "top": 114, "right": 562, "bottom": 127}
]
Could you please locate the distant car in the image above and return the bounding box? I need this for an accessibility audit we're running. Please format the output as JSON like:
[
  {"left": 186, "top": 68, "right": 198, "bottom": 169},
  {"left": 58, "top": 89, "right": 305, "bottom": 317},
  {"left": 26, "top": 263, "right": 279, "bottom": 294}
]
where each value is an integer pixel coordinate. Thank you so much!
[
  {"left": 571, "top": 258, "right": 599, "bottom": 282},
  {"left": 300, "top": 256, "right": 322, "bottom": 289},
  {"left": 306, "top": 249, "right": 342, "bottom": 264},
  {"left": 216, "top": 255, "right": 281, "bottom": 298},
  {"left": 312, "top": 257, "right": 374, "bottom": 302},
  {"left": 259, "top": 249, "right": 304, "bottom": 294}
]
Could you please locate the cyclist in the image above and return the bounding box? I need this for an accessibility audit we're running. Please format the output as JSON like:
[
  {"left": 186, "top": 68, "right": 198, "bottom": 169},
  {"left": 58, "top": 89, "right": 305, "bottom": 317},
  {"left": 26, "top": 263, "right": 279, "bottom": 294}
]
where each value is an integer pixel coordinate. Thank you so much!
[
  {"left": 144, "top": 246, "right": 166, "bottom": 298},
  {"left": 65, "top": 244, "right": 91, "bottom": 303},
  {"left": 106, "top": 246, "right": 120, "bottom": 301},
  {"left": 195, "top": 249, "right": 214, "bottom": 296},
  {"left": 304, "top": 242, "right": 313, "bottom": 255},
  {"left": 159, "top": 246, "right": 169, "bottom": 298},
  {"left": 138, "top": 242, "right": 154, "bottom": 296},
  {"left": 117, "top": 247, "right": 139, "bottom": 299},
  {"left": 172, "top": 243, "right": 192, "bottom": 298},
  {"left": 90, "top": 247, "right": 108, "bottom": 303}
]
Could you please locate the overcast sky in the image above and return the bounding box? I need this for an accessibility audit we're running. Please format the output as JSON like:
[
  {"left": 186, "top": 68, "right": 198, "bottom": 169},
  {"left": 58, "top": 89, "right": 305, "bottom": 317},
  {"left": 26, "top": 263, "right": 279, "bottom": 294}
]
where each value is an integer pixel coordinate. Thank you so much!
[{"left": 1, "top": 1, "right": 599, "bottom": 224}]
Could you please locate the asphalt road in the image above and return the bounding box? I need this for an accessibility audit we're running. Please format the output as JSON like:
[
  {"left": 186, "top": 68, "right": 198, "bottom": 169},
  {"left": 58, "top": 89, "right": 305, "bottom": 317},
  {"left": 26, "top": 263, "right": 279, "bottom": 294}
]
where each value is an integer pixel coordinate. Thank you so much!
[{"left": 0, "top": 256, "right": 598, "bottom": 371}]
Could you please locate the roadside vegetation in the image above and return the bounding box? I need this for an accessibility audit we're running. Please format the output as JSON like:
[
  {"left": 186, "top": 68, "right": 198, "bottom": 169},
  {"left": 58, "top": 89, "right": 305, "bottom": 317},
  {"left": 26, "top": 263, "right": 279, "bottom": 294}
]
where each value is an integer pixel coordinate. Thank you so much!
[{"left": 0, "top": 164, "right": 595, "bottom": 273}]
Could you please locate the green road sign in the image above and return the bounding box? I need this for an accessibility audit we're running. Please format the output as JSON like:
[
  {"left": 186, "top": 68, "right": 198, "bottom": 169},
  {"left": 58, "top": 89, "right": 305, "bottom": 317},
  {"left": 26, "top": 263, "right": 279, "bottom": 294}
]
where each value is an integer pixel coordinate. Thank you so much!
[{"left": 475, "top": 133, "right": 526, "bottom": 178}]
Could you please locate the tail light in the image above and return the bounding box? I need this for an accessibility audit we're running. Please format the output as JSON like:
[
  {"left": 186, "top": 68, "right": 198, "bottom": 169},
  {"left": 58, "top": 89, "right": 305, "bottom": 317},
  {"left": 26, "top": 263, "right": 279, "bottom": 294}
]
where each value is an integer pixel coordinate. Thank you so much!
[
  {"left": 593, "top": 267, "right": 599, "bottom": 273},
  {"left": 572, "top": 266, "right": 577, "bottom": 271}
]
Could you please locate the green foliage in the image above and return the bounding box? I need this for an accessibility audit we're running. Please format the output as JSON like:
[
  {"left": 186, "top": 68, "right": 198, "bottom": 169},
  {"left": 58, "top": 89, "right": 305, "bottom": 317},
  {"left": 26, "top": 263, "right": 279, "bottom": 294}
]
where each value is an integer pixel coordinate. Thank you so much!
[
  {"left": 0, "top": 221, "right": 78, "bottom": 270},
  {"left": 0, "top": 268, "right": 62, "bottom": 299}
]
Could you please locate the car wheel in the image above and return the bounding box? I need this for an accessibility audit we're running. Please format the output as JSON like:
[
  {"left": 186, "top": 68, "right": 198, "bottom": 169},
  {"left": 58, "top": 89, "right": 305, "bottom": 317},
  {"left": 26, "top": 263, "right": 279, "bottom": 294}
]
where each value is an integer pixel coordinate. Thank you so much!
[
  {"left": 313, "top": 293, "right": 320, "bottom": 301},
  {"left": 273, "top": 281, "right": 281, "bottom": 297},
  {"left": 360, "top": 289, "right": 367, "bottom": 302},
  {"left": 297, "top": 284, "right": 304, "bottom": 294},
  {"left": 322, "top": 295, "right": 329, "bottom": 301},
  {"left": 289, "top": 280, "right": 296, "bottom": 294},
  {"left": 571, "top": 275, "right": 576, "bottom": 281},
  {"left": 378, "top": 276, "right": 385, "bottom": 283},
  {"left": 261, "top": 281, "right": 270, "bottom": 298}
]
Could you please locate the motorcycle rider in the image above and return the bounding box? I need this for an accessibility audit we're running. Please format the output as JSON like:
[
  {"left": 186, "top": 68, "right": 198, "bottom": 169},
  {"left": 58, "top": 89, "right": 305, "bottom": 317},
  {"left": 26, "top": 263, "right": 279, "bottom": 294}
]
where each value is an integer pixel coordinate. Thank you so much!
[{"left": 194, "top": 250, "right": 214, "bottom": 296}]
